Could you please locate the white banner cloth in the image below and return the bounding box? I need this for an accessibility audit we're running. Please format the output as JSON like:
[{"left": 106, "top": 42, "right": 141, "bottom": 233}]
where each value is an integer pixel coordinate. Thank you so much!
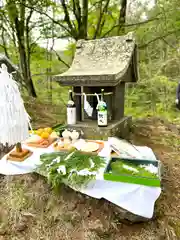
[{"left": 0, "top": 142, "right": 161, "bottom": 218}]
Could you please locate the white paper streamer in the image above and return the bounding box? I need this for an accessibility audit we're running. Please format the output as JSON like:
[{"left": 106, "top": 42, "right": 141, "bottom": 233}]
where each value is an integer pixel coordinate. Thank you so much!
[
  {"left": 83, "top": 93, "right": 93, "bottom": 117},
  {"left": 0, "top": 64, "right": 30, "bottom": 145},
  {"left": 95, "top": 93, "right": 100, "bottom": 110}
]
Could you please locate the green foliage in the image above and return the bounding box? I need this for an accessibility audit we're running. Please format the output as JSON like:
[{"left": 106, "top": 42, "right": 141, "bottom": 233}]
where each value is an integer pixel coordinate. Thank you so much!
[
  {"left": 38, "top": 151, "right": 106, "bottom": 191},
  {"left": 110, "top": 161, "right": 158, "bottom": 179},
  {"left": 125, "top": 74, "right": 179, "bottom": 121},
  {"left": 0, "top": 0, "right": 180, "bottom": 123}
]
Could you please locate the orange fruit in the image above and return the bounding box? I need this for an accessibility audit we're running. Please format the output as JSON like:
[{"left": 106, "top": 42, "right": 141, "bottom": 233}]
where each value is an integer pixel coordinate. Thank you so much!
[
  {"left": 44, "top": 127, "right": 52, "bottom": 134},
  {"left": 41, "top": 132, "right": 50, "bottom": 139}
]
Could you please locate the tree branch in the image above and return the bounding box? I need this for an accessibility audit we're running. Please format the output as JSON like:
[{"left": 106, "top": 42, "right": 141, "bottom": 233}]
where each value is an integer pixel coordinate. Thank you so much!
[
  {"left": 61, "top": 0, "right": 77, "bottom": 39},
  {"left": 93, "top": 0, "right": 103, "bottom": 39},
  {"left": 161, "top": 37, "right": 177, "bottom": 49},
  {"left": 102, "top": 17, "right": 161, "bottom": 38},
  {"left": 97, "top": 0, "right": 110, "bottom": 38},
  {"left": 53, "top": 49, "right": 70, "bottom": 68},
  {"left": 1, "top": 28, "right": 10, "bottom": 58},
  {"left": 16, "top": 2, "right": 72, "bottom": 37},
  {"left": 29, "top": 36, "right": 42, "bottom": 52},
  {"left": 72, "top": 0, "right": 81, "bottom": 29},
  {"left": 117, "top": 0, "right": 127, "bottom": 35},
  {"left": 81, "top": 0, "right": 88, "bottom": 39},
  {"left": 26, "top": 8, "right": 34, "bottom": 66},
  {"left": 139, "top": 29, "right": 180, "bottom": 49}
]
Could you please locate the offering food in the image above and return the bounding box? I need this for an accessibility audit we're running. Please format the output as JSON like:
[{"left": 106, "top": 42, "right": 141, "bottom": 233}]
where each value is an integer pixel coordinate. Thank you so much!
[
  {"left": 26, "top": 127, "right": 57, "bottom": 148},
  {"left": 50, "top": 131, "right": 59, "bottom": 138},
  {"left": 36, "top": 128, "right": 44, "bottom": 136},
  {"left": 62, "top": 129, "right": 71, "bottom": 139},
  {"left": 54, "top": 138, "right": 73, "bottom": 151},
  {"left": 41, "top": 132, "right": 50, "bottom": 139},
  {"left": 44, "top": 127, "right": 53, "bottom": 134},
  {"left": 70, "top": 130, "right": 79, "bottom": 142},
  {"left": 80, "top": 142, "right": 99, "bottom": 152},
  {"left": 26, "top": 135, "right": 42, "bottom": 143}
]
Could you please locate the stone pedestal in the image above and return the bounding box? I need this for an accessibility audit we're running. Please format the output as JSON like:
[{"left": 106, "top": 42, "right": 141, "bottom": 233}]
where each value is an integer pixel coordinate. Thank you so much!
[{"left": 68, "top": 116, "right": 132, "bottom": 140}]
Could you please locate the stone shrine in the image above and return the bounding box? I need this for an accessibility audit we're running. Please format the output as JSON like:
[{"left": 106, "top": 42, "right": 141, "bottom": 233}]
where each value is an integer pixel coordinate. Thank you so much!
[{"left": 55, "top": 32, "right": 138, "bottom": 140}]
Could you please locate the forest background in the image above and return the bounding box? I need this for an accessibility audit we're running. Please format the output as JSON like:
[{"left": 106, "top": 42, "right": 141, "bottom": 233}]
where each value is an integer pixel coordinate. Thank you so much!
[{"left": 0, "top": 0, "right": 180, "bottom": 125}]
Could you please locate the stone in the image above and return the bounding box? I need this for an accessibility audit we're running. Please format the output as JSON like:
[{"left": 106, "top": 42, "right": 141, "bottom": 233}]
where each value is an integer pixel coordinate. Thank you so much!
[
  {"left": 88, "top": 219, "right": 104, "bottom": 234},
  {"left": 113, "top": 206, "right": 149, "bottom": 223},
  {"left": 55, "top": 32, "right": 138, "bottom": 86},
  {"left": 69, "top": 116, "right": 132, "bottom": 140},
  {"left": 0, "top": 237, "right": 6, "bottom": 240},
  {"left": 0, "top": 225, "right": 7, "bottom": 236},
  {"left": 13, "top": 222, "right": 27, "bottom": 232},
  {"left": 54, "top": 33, "right": 138, "bottom": 142}
]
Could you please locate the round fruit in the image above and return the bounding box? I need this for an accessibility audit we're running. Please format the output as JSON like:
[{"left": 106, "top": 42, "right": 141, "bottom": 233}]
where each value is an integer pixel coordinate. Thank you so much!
[
  {"left": 41, "top": 132, "right": 50, "bottom": 139},
  {"left": 36, "top": 128, "right": 44, "bottom": 136},
  {"left": 44, "top": 127, "right": 52, "bottom": 134}
]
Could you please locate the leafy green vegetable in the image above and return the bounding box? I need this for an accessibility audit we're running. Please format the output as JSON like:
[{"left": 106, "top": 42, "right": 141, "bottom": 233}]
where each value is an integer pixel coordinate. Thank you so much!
[
  {"left": 38, "top": 150, "right": 106, "bottom": 190},
  {"left": 52, "top": 124, "right": 66, "bottom": 136},
  {"left": 110, "top": 160, "right": 158, "bottom": 179}
]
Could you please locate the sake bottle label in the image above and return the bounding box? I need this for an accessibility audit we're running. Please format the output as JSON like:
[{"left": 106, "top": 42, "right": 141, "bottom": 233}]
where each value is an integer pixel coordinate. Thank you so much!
[
  {"left": 98, "top": 111, "right": 107, "bottom": 126},
  {"left": 97, "top": 100, "right": 107, "bottom": 126},
  {"left": 67, "top": 107, "right": 76, "bottom": 125}
]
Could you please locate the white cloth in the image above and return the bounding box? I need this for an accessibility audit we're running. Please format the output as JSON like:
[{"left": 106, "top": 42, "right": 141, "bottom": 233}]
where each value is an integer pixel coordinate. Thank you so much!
[
  {"left": 0, "top": 63, "right": 30, "bottom": 145},
  {"left": 0, "top": 142, "right": 161, "bottom": 218}
]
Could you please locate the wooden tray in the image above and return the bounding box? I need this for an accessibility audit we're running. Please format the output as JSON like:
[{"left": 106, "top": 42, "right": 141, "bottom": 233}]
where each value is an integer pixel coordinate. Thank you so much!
[
  {"left": 26, "top": 138, "right": 56, "bottom": 148},
  {"left": 7, "top": 149, "right": 33, "bottom": 162},
  {"left": 84, "top": 140, "right": 104, "bottom": 154},
  {"left": 54, "top": 139, "right": 104, "bottom": 155}
]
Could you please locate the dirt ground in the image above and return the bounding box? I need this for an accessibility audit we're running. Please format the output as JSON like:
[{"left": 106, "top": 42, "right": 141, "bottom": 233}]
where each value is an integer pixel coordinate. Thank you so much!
[{"left": 0, "top": 114, "right": 180, "bottom": 240}]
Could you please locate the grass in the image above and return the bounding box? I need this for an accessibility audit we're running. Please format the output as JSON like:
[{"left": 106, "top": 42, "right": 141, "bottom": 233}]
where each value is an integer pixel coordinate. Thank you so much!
[
  {"left": 1, "top": 90, "right": 180, "bottom": 239},
  {"left": 1, "top": 114, "right": 180, "bottom": 239}
]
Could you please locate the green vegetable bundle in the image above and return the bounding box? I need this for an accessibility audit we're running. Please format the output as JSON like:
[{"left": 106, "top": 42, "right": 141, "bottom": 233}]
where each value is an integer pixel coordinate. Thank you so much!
[
  {"left": 38, "top": 151, "right": 106, "bottom": 191},
  {"left": 110, "top": 161, "right": 158, "bottom": 179},
  {"left": 52, "top": 124, "right": 66, "bottom": 136}
]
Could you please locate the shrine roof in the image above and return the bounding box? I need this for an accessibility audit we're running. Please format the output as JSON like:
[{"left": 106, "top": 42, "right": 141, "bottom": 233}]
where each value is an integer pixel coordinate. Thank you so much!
[{"left": 55, "top": 32, "right": 138, "bottom": 86}]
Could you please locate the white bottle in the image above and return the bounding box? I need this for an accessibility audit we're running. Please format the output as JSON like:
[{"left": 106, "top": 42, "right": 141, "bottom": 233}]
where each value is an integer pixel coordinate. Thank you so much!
[
  {"left": 67, "top": 90, "right": 76, "bottom": 125},
  {"left": 97, "top": 89, "right": 108, "bottom": 127}
]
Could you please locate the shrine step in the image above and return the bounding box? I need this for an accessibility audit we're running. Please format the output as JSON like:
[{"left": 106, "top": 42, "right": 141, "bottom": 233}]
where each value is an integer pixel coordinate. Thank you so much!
[{"left": 67, "top": 116, "right": 132, "bottom": 140}]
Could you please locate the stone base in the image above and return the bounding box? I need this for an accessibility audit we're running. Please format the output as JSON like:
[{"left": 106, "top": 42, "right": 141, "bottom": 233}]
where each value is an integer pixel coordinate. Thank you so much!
[
  {"left": 112, "top": 205, "right": 149, "bottom": 223},
  {"left": 68, "top": 116, "right": 132, "bottom": 140}
]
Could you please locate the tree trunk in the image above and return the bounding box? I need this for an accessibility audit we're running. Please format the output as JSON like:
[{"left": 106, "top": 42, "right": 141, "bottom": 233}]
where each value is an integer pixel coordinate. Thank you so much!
[
  {"left": 7, "top": 2, "right": 37, "bottom": 98},
  {"left": 18, "top": 41, "right": 37, "bottom": 97},
  {"left": 117, "top": 0, "right": 127, "bottom": 35},
  {"left": 81, "top": 0, "right": 88, "bottom": 39},
  {"left": 1, "top": 28, "right": 10, "bottom": 59},
  {"left": 26, "top": 75, "right": 37, "bottom": 97}
]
